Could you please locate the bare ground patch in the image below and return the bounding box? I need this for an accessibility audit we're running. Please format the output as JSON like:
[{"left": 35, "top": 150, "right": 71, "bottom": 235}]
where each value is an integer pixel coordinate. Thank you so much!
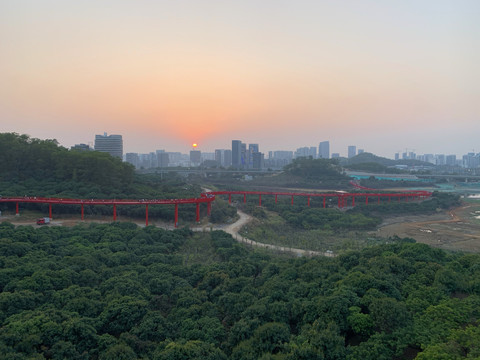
[{"left": 376, "top": 204, "right": 480, "bottom": 252}]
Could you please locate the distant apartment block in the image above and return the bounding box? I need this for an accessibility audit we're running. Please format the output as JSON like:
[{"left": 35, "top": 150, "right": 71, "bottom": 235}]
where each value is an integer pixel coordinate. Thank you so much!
[
  {"left": 94, "top": 133, "right": 123, "bottom": 158},
  {"left": 157, "top": 152, "right": 169, "bottom": 167},
  {"left": 347, "top": 146, "right": 356, "bottom": 158},
  {"left": 190, "top": 150, "right": 201, "bottom": 166},
  {"left": 125, "top": 153, "right": 139, "bottom": 168},
  {"left": 71, "top": 143, "right": 92, "bottom": 152},
  {"left": 215, "top": 149, "right": 233, "bottom": 167},
  {"left": 223, "top": 150, "right": 232, "bottom": 167},
  {"left": 319, "top": 141, "right": 330, "bottom": 159},
  {"left": 232, "top": 140, "right": 243, "bottom": 168}
]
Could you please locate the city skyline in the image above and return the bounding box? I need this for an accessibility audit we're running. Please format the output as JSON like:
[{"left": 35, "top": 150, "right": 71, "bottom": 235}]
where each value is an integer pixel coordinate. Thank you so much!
[{"left": 1, "top": 1, "right": 479, "bottom": 157}]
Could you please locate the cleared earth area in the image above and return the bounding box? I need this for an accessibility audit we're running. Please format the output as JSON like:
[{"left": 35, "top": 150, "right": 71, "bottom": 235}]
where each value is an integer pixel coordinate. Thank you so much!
[{"left": 376, "top": 201, "right": 480, "bottom": 252}]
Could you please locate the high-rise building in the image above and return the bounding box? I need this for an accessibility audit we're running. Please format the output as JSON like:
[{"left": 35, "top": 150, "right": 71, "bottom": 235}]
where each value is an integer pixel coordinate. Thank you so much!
[
  {"left": 319, "top": 141, "right": 330, "bottom": 159},
  {"left": 252, "top": 152, "right": 264, "bottom": 169},
  {"left": 331, "top": 153, "right": 340, "bottom": 158},
  {"left": 358, "top": 149, "right": 364, "bottom": 154},
  {"left": 94, "top": 132, "right": 123, "bottom": 158},
  {"left": 232, "top": 140, "right": 242, "bottom": 168},
  {"left": 348, "top": 146, "right": 356, "bottom": 158},
  {"left": 249, "top": 144, "right": 259, "bottom": 153},
  {"left": 295, "top": 147, "right": 310, "bottom": 158},
  {"left": 435, "top": 154, "right": 446, "bottom": 166},
  {"left": 446, "top": 155, "right": 457, "bottom": 166},
  {"left": 157, "top": 152, "right": 169, "bottom": 167},
  {"left": 190, "top": 150, "right": 201, "bottom": 165},
  {"left": 215, "top": 149, "right": 223, "bottom": 165},
  {"left": 126, "top": 153, "right": 139, "bottom": 168},
  {"left": 223, "top": 150, "right": 232, "bottom": 167}
]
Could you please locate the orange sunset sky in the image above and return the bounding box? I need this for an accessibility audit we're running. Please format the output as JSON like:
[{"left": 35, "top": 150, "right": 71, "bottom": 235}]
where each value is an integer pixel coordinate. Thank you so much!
[{"left": 0, "top": 0, "right": 479, "bottom": 157}]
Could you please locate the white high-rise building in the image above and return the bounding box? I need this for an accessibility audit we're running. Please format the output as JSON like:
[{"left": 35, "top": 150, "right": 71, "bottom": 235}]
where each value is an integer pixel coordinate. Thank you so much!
[{"left": 94, "top": 132, "right": 123, "bottom": 158}]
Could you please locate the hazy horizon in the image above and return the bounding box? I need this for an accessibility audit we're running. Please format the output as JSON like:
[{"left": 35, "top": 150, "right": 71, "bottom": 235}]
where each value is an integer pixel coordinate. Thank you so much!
[{"left": 1, "top": 1, "right": 478, "bottom": 158}]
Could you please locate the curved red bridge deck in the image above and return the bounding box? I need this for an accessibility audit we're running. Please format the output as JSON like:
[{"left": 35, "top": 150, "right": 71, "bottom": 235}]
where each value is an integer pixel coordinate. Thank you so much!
[{"left": 0, "top": 189, "right": 432, "bottom": 227}]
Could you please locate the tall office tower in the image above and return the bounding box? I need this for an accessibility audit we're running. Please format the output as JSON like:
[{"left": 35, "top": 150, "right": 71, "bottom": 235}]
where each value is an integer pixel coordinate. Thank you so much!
[
  {"left": 395, "top": 153, "right": 400, "bottom": 160},
  {"left": 223, "top": 150, "right": 232, "bottom": 167},
  {"left": 309, "top": 147, "right": 317, "bottom": 158},
  {"left": 348, "top": 145, "right": 356, "bottom": 158},
  {"left": 319, "top": 141, "right": 330, "bottom": 159},
  {"left": 232, "top": 140, "right": 242, "bottom": 168},
  {"left": 94, "top": 132, "right": 123, "bottom": 158}
]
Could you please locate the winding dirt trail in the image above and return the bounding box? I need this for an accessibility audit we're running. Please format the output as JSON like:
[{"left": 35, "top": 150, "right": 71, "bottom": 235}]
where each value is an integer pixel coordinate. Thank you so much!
[{"left": 220, "top": 210, "right": 335, "bottom": 257}]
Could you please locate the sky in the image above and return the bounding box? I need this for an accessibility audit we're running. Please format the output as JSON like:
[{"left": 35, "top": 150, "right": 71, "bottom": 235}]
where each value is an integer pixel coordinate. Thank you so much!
[{"left": 0, "top": 0, "right": 479, "bottom": 158}]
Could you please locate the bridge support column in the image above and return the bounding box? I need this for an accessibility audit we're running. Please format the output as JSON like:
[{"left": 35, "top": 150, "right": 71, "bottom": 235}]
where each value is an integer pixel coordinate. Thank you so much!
[
  {"left": 352, "top": 196, "right": 355, "bottom": 207},
  {"left": 365, "top": 196, "right": 369, "bottom": 205},
  {"left": 81, "top": 204, "right": 84, "bottom": 220},
  {"left": 378, "top": 196, "right": 380, "bottom": 204},
  {"left": 16, "top": 202, "right": 19, "bottom": 215},
  {"left": 259, "top": 195, "right": 262, "bottom": 207},
  {"left": 229, "top": 194, "right": 231, "bottom": 204},
  {"left": 307, "top": 196, "right": 310, "bottom": 207},
  {"left": 113, "top": 204, "right": 116, "bottom": 221},
  {"left": 405, "top": 196, "right": 408, "bottom": 202},
  {"left": 49, "top": 204, "right": 52, "bottom": 219},
  {"left": 291, "top": 195, "right": 294, "bottom": 205},
  {"left": 388, "top": 196, "right": 391, "bottom": 203},
  {"left": 338, "top": 197, "right": 341, "bottom": 208},
  {"left": 207, "top": 201, "right": 211, "bottom": 216},
  {"left": 145, "top": 204, "right": 148, "bottom": 226},
  {"left": 275, "top": 194, "right": 277, "bottom": 203},
  {"left": 174, "top": 203, "right": 178, "bottom": 227},
  {"left": 196, "top": 203, "right": 200, "bottom": 222},
  {"left": 323, "top": 197, "right": 326, "bottom": 208},
  {"left": 243, "top": 194, "right": 246, "bottom": 203}
]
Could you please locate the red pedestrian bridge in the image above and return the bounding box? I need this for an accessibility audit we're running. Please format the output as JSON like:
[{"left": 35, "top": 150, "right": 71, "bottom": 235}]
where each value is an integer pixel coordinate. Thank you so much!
[{"left": 0, "top": 189, "right": 432, "bottom": 227}]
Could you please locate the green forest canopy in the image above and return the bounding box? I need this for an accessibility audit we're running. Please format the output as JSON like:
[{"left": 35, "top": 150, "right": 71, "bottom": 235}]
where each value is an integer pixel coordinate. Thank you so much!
[{"left": 0, "top": 222, "right": 480, "bottom": 359}]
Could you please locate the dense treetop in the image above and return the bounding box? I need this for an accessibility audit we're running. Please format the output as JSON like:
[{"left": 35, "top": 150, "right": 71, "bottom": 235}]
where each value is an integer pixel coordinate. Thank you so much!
[
  {"left": 0, "top": 222, "right": 479, "bottom": 359},
  {"left": 0, "top": 133, "right": 134, "bottom": 189}
]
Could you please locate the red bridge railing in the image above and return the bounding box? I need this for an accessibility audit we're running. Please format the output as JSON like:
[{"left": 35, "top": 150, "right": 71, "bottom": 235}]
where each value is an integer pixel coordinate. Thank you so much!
[{"left": 0, "top": 189, "right": 432, "bottom": 227}]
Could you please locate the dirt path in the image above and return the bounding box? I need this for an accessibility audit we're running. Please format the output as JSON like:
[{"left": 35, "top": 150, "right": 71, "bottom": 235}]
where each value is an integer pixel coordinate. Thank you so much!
[
  {"left": 190, "top": 210, "right": 333, "bottom": 257},
  {"left": 220, "top": 210, "right": 335, "bottom": 257}
]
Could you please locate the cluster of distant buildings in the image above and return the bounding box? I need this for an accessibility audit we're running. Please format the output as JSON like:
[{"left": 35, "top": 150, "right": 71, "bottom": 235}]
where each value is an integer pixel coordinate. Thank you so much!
[
  {"left": 72, "top": 133, "right": 480, "bottom": 171},
  {"left": 395, "top": 151, "right": 480, "bottom": 168}
]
